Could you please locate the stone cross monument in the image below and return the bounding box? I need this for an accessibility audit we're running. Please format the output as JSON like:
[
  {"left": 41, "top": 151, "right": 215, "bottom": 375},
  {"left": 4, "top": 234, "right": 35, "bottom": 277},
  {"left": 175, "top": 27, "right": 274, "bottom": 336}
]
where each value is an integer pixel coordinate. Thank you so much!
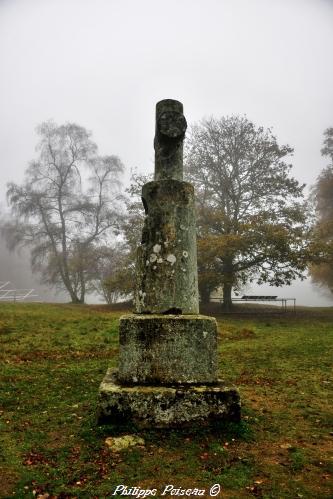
[{"left": 99, "top": 99, "right": 240, "bottom": 427}]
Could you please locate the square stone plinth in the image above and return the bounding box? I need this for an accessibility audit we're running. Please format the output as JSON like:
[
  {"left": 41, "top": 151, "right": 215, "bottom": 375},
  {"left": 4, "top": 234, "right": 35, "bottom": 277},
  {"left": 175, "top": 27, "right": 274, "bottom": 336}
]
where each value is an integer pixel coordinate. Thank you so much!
[
  {"left": 98, "top": 369, "right": 241, "bottom": 428},
  {"left": 118, "top": 314, "right": 218, "bottom": 385}
]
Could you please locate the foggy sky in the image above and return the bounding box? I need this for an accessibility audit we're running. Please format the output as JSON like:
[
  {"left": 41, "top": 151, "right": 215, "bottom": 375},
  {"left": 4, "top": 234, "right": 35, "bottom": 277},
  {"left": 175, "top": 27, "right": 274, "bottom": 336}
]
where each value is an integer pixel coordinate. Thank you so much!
[{"left": 0, "top": 0, "right": 332, "bottom": 305}]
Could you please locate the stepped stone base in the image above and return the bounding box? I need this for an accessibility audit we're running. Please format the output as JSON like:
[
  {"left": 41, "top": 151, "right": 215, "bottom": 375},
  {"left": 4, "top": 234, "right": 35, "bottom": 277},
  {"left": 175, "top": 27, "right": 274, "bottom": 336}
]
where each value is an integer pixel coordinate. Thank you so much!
[{"left": 98, "top": 369, "right": 241, "bottom": 428}]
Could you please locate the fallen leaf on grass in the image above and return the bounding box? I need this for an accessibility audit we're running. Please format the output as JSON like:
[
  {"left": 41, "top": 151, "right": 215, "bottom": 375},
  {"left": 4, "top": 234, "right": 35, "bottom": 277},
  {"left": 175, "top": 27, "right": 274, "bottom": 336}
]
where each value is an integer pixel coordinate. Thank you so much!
[{"left": 280, "top": 443, "right": 292, "bottom": 449}]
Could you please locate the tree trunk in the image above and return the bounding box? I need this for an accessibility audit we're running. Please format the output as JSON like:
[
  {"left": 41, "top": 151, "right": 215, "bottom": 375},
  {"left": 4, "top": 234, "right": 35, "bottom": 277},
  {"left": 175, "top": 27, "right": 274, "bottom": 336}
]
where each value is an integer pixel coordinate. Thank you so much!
[
  {"left": 62, "top": 277, "right": 82, "bottom": 304},
  {"left": 70, "top": 295, "right": 82, "bottom": 304},
  {"left": 222, "top": 281, "right": 233, "bottom": 312},
  {"left": 79, "top": 270, "right": 86, "bottom": 304},
  {"left": 221, "top": 256, "right": 234, "bottom": 311},
  {"left": 68, "top": 289, "right": 82, "bottom": 304}
]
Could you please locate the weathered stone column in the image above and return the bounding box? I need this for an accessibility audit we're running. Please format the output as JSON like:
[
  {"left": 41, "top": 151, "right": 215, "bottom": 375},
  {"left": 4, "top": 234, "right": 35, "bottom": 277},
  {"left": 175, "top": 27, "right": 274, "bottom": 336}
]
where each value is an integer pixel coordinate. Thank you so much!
[
  {"left": 135, "top": 180, "right": 199, "bottom": 314},
  {"left": 98, "top": 99, "right": 241, "bottom": 428},
  {"left": 135, "top": 99, "right": 198, "bottom": 314}
]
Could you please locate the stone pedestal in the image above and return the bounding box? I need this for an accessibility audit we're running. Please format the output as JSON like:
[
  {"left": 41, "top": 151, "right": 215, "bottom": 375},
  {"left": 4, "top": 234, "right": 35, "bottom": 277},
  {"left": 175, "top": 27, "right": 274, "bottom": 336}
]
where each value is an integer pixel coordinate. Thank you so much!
[
  {"left": 99, "top": 369, "right": 240, "bottom": 428},
  {"left": 118, "top": 314, "right": 218, "bottom": 385},
  {"left": 98, "top": 313, "right": 241, "bottom": 427}
]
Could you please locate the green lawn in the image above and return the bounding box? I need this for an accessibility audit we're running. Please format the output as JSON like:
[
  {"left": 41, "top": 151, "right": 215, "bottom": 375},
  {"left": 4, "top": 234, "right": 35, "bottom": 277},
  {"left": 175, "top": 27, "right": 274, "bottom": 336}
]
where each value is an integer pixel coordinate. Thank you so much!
[{"left": 0, "top": 303, "right": 332, "bottom": 498}]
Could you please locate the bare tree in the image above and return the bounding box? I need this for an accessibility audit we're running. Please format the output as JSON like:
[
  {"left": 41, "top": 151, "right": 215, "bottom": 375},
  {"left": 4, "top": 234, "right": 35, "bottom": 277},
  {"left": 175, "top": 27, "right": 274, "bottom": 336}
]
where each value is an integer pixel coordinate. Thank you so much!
[
  {"left": 92, "top": 243, "right": 133, "bottom": 304},
  {"left": 3, "top": 121, "right": 124, "bottom": 303},
  {"left": 121, "top": 171, "right": 152, "bottom": 255}
]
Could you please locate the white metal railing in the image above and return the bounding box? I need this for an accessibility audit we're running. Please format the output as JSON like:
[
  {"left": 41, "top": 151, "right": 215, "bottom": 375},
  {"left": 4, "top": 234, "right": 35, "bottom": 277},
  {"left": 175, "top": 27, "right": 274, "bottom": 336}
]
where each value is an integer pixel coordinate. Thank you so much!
[
  {"left": 211, "top": 295, "right": 296, "bottom": 312},
  {"left": 0, "top": 282, "right": 38, "bottom": 302}
]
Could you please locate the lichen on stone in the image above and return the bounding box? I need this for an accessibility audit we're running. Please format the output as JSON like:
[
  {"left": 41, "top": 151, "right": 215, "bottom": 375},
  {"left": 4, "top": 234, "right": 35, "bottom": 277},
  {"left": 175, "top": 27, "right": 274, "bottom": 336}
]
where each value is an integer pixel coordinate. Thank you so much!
[
  {"left": 166, "top": 254, "right": 177, "bottom": 265},
  {"left": 105, "top": 435, "right": 145, "bottom": 452}
]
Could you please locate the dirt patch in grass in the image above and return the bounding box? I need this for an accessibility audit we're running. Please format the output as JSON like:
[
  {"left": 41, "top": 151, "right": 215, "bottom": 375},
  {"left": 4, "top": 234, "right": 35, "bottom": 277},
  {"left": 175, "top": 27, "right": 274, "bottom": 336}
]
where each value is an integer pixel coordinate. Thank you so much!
[
  {"left": 0, "top": 469, "right": 18, "bottom": 497},
  {"left": 229, "top": 328, "right": 257, "bottom": 341},
  {"left": 237, "top": 373, "right": 279, "bottom": 387}
]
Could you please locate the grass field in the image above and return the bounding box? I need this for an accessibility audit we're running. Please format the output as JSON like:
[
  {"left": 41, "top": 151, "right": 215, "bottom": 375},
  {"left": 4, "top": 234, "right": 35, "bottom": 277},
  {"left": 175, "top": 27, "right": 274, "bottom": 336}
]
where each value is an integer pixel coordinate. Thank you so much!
[{"left": 0, "top": 303, "right": 332, "bottom": 498}]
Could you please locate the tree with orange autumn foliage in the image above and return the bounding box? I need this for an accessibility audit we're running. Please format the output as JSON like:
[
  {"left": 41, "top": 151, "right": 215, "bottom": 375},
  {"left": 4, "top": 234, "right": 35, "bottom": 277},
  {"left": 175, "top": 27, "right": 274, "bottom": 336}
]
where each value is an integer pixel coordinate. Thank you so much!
[
  {"left": 308, "top": 128, "right": 333, "bottom": 297},
  {"left": 185, "top": 116, "right": 308, "bottom": 310}
]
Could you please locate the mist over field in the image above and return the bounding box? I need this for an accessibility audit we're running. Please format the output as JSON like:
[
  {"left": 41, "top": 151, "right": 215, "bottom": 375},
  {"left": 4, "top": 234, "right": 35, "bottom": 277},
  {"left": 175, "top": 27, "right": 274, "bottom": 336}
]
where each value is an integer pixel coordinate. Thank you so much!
[
  {"left": 0, "top": 0, "right": 332, "bottom": 306},
  {"left": 0, "top": 238, "right": 67, "bottom": 303}
]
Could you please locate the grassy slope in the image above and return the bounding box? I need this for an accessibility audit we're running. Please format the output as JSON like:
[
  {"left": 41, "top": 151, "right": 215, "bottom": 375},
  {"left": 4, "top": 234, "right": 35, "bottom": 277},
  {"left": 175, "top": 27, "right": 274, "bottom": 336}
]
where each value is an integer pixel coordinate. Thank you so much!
[{"left": 0, "top": 303, "right": 332, "bottom": 498}]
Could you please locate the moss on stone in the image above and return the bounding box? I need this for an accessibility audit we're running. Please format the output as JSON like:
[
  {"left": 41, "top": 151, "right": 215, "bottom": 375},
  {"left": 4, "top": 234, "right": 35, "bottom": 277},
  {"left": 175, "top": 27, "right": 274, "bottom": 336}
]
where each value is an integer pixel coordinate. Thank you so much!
[{"left": 118, "top": 314, "right": 218, "bottom": 385}]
